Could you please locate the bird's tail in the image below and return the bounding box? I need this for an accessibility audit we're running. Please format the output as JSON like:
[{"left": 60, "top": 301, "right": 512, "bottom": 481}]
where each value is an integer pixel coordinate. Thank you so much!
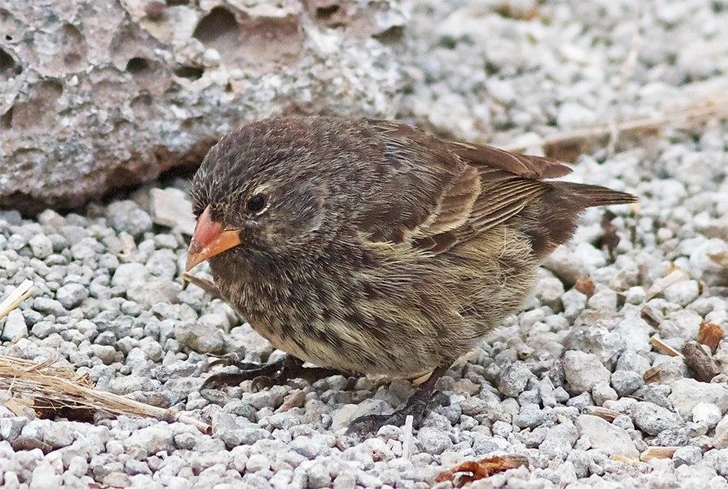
[
  {"left": 526, "top": 181, "right": 636, "bottom": 258},
  {"left": 554, "top": 182, "right": 638, "bottom": 208}
]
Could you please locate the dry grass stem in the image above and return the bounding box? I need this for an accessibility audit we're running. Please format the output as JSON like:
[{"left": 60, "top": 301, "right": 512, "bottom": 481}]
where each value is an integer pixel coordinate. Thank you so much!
[
  {"left": 0, "top": 280, "right": 34, "bottom": 321},
  {"left": 0, "top": 354, "right": 211, "bottom": 434}
]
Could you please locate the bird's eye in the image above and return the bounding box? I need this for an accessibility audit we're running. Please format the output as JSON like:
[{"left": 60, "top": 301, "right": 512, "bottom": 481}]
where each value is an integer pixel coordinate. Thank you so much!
[{"left": 246, "top": 194, "right": 267, "bottom": 213}]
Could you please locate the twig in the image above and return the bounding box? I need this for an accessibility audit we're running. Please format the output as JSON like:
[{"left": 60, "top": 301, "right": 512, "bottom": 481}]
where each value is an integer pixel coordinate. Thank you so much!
[
  {"left": 697, "top": 322, "right": 724, "bottom": 354},
  {"left": 649, "top": 336, "right": 683, "bottom": 358},
  {"left": 508, "top": 95, "right": 728, "bottom": 157},
  {"left": 0, "top": 280, "right": 34, "bottom": 320},
  {"left": 640, "top": 446, "right": 678, "bottom": 461},
  {"left": 605, "top": 2, "right": 645, "bottom": 157},
  {"left": 402, "top": 415, "right": 414, "bottom": 460}
]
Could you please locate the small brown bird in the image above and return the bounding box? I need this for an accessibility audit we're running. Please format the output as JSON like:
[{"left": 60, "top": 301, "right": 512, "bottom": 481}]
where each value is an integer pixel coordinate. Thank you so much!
[{"left": 186, "top": 116, "right": 636, "bottom": 432}]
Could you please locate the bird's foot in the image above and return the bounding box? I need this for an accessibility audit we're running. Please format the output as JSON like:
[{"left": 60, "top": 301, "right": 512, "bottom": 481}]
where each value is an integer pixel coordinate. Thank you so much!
[
  {"left": 201, "top": 354, "right": 343, "bottom": 391},
  {"left": 346, "top": 389, "right": 449, "bottom": 436}
]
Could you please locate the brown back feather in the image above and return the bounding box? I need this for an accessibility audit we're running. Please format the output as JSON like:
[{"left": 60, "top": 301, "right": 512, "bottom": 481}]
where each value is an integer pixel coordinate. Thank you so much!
[{"left": 359, "top": 120, "right": 636, "bottom": 256}]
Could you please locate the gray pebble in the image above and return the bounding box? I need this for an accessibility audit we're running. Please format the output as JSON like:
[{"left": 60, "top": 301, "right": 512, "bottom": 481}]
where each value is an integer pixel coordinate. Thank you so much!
[
  {"left": 2, "top": 309, "right": 28, "bottom": 340},
  {"left": 631, "top": 401, "right": 683, "bottom": 436},
  {"left": 43, "top": 423, "right": 74, "bottom": 448},
  {"left": 692, "top": 402, "right": 722, "bottom": 429},
  {"left": 29, "top": 234, "right": 53, "bottom": 259},
  {"left": 669, "top": 378, "right": 728, "bottom": 418},
  {"left": 0, "top": 417, "right": 27, "bottom": 440},
  {"left": 127, "top": 280, "right": 180, "bottom": 308},
  {"left": 562, "top": 288, "right": 588, "bottom": 321},
  {"left": 535, "top": 276, "right": 565, "bottom": 309},
  {"left": 514, "top": 403, "right": 549, "bottom": 429},
  {"left": 539, "top": 420, "right": 578, "bottom": 460},
  {"left": 111, "top": 263, "right": 150, "bottom": 290},
  {"left": 107, "top": 201, "right": 153, "bottom": 238},
  {"left": 220, "top": 427, "right": 270, "bottom": 448},
  {"left": 587, "top": 288, "right": 618, "bottom": 312},
  {"left": 290, "top": 435, "right": 331, "bottom": 459},
  {"left": 417, "top": 426, "right": 453, "bottom": 455},
  {"left": 33, "top": 297, "right": 67, "bottom": 316},
  {"left": 56, "top": 283, "right": 89, "bottom": 309},
  {"left": 611, "top": 370, "right": 644, "bottom": 397},
  {"left": 563, "top": 351, "right": 611, "bottom": 394},
  {"left": 123, "top": 425, "right": 174, "bottom": 454},
  {"left": 575, "top": 415, "right": 639, "bottom": 458},
  {"left": 663, "top": 280, "right": 700, "bottom": 306},
  {"left": 591, "top": 382, "right": 618, "bottom": 405},
  {"left": 497, "top": 362, "right": 532, "bottom": 397},
  {"left": 174, "top": 321, "right": 226, "bottom": 354},
  {"left": 673, "top": 446, "right": 702, "bottom": 467}
]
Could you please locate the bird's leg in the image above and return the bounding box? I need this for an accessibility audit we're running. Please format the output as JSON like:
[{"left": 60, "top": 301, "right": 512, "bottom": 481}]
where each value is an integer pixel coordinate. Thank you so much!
[
  {"left": 347, "top": 363, "right": 451, "bottom": 436},
  {"left": 201, "top": 354, "right": 345, "bottom": 391}
]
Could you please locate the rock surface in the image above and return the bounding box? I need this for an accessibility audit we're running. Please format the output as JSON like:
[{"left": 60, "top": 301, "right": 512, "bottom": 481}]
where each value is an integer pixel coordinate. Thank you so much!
[{"left": 0, "top": 0, "right": 405, "bottom": 213}]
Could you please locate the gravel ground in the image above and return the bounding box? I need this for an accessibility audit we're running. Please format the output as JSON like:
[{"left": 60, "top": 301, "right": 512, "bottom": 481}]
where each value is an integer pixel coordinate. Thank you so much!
[{"left": 2, "top": 0, "right": 728, "bottom": 488}]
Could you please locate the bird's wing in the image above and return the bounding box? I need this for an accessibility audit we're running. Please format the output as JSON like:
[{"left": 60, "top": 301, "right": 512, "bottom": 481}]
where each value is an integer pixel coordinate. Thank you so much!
[{"left": 358, "top": 121, "right": 572, "bottom": 254}]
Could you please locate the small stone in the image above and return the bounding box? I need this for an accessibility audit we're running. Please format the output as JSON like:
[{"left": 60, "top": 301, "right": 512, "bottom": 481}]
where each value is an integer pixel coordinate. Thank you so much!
[
  {"left": 417, "top": 427, "right": 453, "bottom": 455},
  {"left": 33, "top": 297, "right": 67, "bottom": 316},
  {"left": 673, "top": 446, "right": 702, "bottom": 467},
  {"left": 123, "top": 425, "right": 174, "bottom": 455},
  {"left": 611, "top": 370, "right": 644, "bottom": 397},
  {"left": 245, "top": 454, "right": 270, "bottom": 472},
  {"left": 497, "top": 362, "right": 532, "bottom": 397},
  {"left": 308, "top": 463, "right": 332, "bottom": 488},
  {"left": 563, "top": 351, "right": 611, "bottom": 394},
  {"left": 0, "top": 417, "right": 27, "bottom": 440},
  {"left": 542, "top": 246, "right": 589, "bottom": 285},
  {"left": 125, "top": 459, "right": 151, "bottom": 476},
  {"left": 43, "top": 423, "right": 74, "bottom": 448},
  {"left": 575, "top": 415, "right": 639, "bottom": 458},
  {"left": 56, "top": 283, "right": 89, "bottom": 309},
  {"left": 591, "top": 382, "right": 618, "bottom": 405},
  {"left": 535, "top": 277, "right": 565, "bottom": 308},
  {"left": 669, "top": 378, "right": 728, "bottom": 418},
  {"left": 107, "top": 201, "right": 153, "bottom": 238},
  {"left": 2, "top": 309, "right": 28, "bottom": 340},
  {"left": 539, "top": 421, "right": 578, "bottom": 460},
  {"left": 712, "top": 415, "right": 728, "bottom": 449},
  {"left": 30, "top": 457, "right": 63, "bottom": 489},
  {"left": 175, "top": 322, "right": 226, "bottom": 354},
  {"left": 333, "top": 472, "right": 356, "bottom": 489},
  {"left": 92, "top": 345, "right": 118, "bottom": 365},
  {"left": 29, "top": 235, "right": 53, "bottom": 259},
  {"left": 663, "top": 280, "right": 700, "bottom": 307},
  {"left": 562, "top": 288, "right": 588, "bottom": 321},
  {"left": 616, "top": 350, "right": 651, "bottom": 373},
  {"left": 631, "top": 401, "right": 683, "bottom": 436},
  {"left": 692, "top": 402, "right": 722, "bottom": 429},
  {"left": 624, "top": 286, "right": 646, "bottom": 305},
  {"left": 290, "top": 435, "right": 331, "bottom": 459},
  {"left": 219, "top": 426, "right": 270, "bottom": 448},
  {"left": 111, "top": 263, "right": 150, "bottom": 290},
  {"left": 126, "top": 280, "right": 180, "bottom": 308},
  {"left": 514, "top": 403, "right": 549, "bottom": 429}
]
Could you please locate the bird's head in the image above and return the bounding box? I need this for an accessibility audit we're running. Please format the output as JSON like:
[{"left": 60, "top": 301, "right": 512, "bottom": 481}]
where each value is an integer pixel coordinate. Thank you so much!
[{"left": 185, "top": 117, "right": 367, "bottom": 273}]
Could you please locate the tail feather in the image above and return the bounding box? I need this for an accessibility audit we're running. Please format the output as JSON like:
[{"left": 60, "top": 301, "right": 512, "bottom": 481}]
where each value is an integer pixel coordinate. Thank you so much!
[
  {"left": 525, "top": 182, "right": 636, "bottom": 258},
  {"left": 556, "top": 182, "right": 638, "bottom": 208}
]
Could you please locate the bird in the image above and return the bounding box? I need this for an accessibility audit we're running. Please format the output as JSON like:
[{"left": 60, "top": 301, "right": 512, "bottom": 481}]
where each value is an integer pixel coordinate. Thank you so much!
[{"left": 185, "top": 116, "right": 636, "bottom": 433}]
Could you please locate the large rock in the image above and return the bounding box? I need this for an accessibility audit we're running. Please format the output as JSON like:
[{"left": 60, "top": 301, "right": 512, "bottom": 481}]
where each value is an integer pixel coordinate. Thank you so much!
[{"left": 0, "top": 0, "right": 406, "bottom": 213}]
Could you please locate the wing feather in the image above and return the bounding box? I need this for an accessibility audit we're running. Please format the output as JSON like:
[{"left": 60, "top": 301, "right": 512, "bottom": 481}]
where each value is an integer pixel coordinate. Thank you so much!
[{"left": 357, "top": 121, "right": 572, "bottom": 254}]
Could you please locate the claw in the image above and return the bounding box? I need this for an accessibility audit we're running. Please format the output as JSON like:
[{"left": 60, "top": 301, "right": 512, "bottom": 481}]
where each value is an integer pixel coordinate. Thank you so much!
[
  {"left": 346, "top": 364, "right": 452, "bottom": 436},
  {"left": 200, "top": 355, "right": 346, "bottom": 392}
]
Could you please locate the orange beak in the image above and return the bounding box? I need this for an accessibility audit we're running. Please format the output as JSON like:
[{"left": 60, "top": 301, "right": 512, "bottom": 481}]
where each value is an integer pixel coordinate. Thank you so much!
[{"left": 185, "top": 206, "right": 242, "bottom": 271}]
